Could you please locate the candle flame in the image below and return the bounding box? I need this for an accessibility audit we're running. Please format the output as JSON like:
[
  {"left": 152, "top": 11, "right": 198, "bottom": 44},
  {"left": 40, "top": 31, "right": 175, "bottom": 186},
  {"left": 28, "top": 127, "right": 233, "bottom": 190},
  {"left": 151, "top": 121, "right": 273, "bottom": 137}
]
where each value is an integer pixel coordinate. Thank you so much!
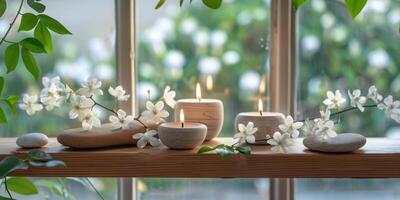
[
  {"left": 180, "top": 109, "right": 185, "bottom": 128},
  {"left": 259, "top": 75, "right": 266, "bottom": 94},
  {"left": 196, "top": 82, "right": 202, "bottom": 102},
  {"left": 258, "top": 98, "right": 263, "bottom": 116},
  {"left": 206, "top": 75, "right": 213, "bottom": 91}
]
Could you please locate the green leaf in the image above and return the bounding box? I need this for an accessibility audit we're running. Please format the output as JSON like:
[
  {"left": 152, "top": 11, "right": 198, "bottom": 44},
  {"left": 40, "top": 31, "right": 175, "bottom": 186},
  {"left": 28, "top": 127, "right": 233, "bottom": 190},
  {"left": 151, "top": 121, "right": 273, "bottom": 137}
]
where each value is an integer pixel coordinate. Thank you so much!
[
  {"left": 201, "top": 0, "right": 222, "bottom": 9},
  {"left": 197, "top": 146, "right": 215, "bottom": 154},
  {"left": 5, "top": 96, "right": 19, "bottom": 116},
  {"left": 0, "top": 0, "right": 6, "bottom": 18},
  {"left": 0, "top": 107, "right": 7, "bottom": 124},
  {"left": 155, "top": 0, "right": 166, "bottom": 9},
  {"left": 7, "top": 177, "right": 38, "bottom": 195},
  {"left": 44, "top": 160, "right": 66, "bottom": 167},
  {"left": 235, "top": 146, "right": 251, "bottom": 155},
  {"left": 0, "top": 195, "right": 13, "bottom": 200},
  {"left": 345, "top": 0, "right": 368, "bottom": 19},
  {"left": 293, "top": 0, "right": 307, "bottom": 10},
  {"left": 21, "top": 47, "right": 40, "bottom": 80},
  {"left": 180, "top": 0, "right": 184, "bottom": 7},
  {"left": 4, "top": 43, "right": 20, "bottom": 73},
  {"left": 27, "top": 0, "right": 45, "bottom": 13},
  {"left": 27, "top": 150, "right": 52, "bottom": 161},
  {"left": 0, "top": 157, "right": 28, "bottom": 179},
  {"left": 18, "top": 13, "right": 38, "bottom": 31},
  {"left": 38, "top": 14, "right": 71, "bottom": 34},
  {"left": 20, "top": 38, "right": 45, "bottom": 53},
  {"left": 0, "top": 76, "right": 3, "bottom": 96},
  {"left": 34, "top": 22, "right": 52, "bottom": 53}
]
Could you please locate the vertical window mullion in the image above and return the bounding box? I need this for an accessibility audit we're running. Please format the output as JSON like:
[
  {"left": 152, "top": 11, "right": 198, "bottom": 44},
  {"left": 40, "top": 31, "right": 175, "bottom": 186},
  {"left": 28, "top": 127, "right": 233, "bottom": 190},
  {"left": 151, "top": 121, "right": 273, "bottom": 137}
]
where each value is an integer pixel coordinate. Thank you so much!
[
  {"left": 116, "top": 0, "right": 137, "bottom": 200},
  {"left": 269, "top": 0, "right": 296, "bottom": 200}
]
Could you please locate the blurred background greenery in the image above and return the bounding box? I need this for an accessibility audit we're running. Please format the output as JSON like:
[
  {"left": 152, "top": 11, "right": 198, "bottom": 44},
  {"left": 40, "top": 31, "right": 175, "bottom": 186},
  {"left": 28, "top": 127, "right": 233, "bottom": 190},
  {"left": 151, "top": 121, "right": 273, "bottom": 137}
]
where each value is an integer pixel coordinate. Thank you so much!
[{"left": 0, "top": 0, "right": 399, "bottom": 199}]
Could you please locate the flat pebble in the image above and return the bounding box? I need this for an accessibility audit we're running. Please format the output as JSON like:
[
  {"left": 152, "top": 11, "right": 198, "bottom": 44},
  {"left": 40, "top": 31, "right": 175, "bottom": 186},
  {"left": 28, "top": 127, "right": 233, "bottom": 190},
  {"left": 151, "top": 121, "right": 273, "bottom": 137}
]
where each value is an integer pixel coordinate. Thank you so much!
[
  {"left": 16, "top": 133, "right": 48, "bottom": 148},
  {"left": 303, "top": 133, "right": 366, "bottom": 153}
]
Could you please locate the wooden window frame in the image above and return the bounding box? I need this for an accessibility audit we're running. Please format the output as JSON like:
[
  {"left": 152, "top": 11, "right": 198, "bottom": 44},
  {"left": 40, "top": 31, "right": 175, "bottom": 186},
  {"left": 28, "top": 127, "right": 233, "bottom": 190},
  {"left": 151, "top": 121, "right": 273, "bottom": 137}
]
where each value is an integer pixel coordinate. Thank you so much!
[{"left": 117, "top": 0, "right": 297, "bottom": 199}]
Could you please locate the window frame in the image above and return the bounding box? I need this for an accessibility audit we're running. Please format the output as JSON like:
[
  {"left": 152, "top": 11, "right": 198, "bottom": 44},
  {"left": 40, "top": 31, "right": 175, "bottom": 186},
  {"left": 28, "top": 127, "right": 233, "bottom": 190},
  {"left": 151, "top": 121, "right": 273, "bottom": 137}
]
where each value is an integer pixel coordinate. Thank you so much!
[{"left": 116, "top": 0, "right": 296, "bottom": 199}]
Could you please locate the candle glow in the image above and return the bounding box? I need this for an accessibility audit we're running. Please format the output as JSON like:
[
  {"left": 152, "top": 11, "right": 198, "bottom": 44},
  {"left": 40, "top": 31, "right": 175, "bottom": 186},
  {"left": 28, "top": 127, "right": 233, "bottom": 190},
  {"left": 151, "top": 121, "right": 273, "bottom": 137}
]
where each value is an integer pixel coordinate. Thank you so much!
[
  {"left": 196, "top": 82, "right": 202, "bottom": 102},
  {"left": 206, "top": 75, "right": 213, "bottom": 91},
  {"left": 259, "top": 75, "right": 266, "bottom": 94},
  {"left": 180, "top": 109, "right": 185, "bottom": 128},
  {"left": 258, "top": 98, "right": 263, "bottom": 116}
]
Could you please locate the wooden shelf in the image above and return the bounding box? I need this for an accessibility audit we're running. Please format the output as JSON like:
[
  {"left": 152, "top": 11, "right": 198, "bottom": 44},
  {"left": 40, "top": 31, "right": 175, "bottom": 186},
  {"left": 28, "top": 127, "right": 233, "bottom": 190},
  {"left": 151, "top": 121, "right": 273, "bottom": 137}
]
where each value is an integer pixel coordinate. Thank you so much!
[{"left": 1, "top": 137, "right": 400, "bottom": 178}]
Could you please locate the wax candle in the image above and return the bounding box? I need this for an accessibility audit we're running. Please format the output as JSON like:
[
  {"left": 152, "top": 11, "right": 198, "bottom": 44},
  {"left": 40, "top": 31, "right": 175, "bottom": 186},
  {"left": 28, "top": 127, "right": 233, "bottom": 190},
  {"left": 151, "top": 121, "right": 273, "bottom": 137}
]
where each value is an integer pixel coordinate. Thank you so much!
[
  {"left": 159, "top": 109, "right": 207, "bottom": 149},
  {"left": 175, "top": 82, "right": 224, "bottom": 141},
  {"left": 235, "top": 98, "right": 285, "bottom": 144}
]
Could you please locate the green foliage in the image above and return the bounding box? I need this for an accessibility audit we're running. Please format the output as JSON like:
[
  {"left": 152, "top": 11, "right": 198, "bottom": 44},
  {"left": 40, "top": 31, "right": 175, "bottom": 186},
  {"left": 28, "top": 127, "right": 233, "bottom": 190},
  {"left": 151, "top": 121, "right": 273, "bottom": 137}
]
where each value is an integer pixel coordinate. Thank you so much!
[
  {"left": 201, "top": 0, "right": 222, "bottom": 9},
  {"left": 345, "top": 0, "right": 368, "bottom": 19},
  {"left": 0, "top": 0, "right": 6, "bottom": 18},
  {"left": 293, "top": 0, "right": 307, "bottom": 10},
  {"left": 198, "top": 144, "right": 251, "bottom": 159},
  {"left": 4, "top": 96, "right": 19, "bottom": 116},
  {"left": 7, "top": 177, "right": 38, "bottom": 195},
  {"left": 0, "top": 157, "right": 28, "bottom": 179},
  {"left": 34, "top": 22, "right": 52, "bottom": 52},
  {"left": 27, "top": 0, "right": 45, "bottom": 13},
  {"left": 155, "top": 0, "right": 166, "bottom": 9},
  {"left": 4, "top": 44, "right": 19, "bottom": 73},
  {"left": 21, "top": 47, "right": 40, "bottom": 80},
  {"left": 38, "top": 14, "right": 72, "bottom": 35},
  {"left": 27, "top": 150, "right": 53, "bottom": 161},
  {"left": 18, "top": 13, "right": 39, "bottom": 31}
]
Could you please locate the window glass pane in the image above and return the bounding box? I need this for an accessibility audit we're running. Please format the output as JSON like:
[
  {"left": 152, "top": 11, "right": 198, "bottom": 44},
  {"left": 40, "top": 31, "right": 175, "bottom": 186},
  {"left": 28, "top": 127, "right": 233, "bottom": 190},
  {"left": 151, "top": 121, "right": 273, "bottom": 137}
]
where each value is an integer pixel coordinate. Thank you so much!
[
  {"left": 136, "top": 1, "right": 270, "bottom": 199},
  {"left": 138, "top": 178, "right": 269, "bottom": 200},
  {"left": 296, "top": 0, "right": 400, "bottom": 199},
  {"left": 0, "top": 0, "right": 117, "bottom": 199}
]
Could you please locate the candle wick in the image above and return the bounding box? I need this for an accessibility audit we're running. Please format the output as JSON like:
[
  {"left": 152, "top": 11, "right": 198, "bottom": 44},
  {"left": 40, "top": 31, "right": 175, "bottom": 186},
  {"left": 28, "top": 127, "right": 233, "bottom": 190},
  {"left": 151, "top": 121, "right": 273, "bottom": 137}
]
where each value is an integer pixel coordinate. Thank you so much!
[
  {"left": 259, "top": 111, "right": 263, "bottom": 116},
  {"left": 181, "top": 122, "right": 184, "bottom": 128}
]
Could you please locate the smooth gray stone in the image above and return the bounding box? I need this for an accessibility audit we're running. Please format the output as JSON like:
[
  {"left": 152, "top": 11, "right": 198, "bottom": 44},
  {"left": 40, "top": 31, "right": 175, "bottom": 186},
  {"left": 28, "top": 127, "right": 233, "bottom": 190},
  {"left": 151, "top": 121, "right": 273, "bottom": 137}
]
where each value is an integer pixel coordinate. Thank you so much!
[
  {"left": 16, "top": 133, "right": 48, "bottom": 148},
  {"left": 303, "top": 133, "right": 366, "bottom": 153}
]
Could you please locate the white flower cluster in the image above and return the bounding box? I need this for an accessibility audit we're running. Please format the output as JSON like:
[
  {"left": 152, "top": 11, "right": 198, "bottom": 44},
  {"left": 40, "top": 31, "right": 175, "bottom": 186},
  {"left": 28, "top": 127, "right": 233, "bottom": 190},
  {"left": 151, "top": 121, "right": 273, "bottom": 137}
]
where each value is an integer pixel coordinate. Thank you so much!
[
  {"left": 19, "top": 77, "right": 177, "bottom": 149},
  {"left": 266, "top": 85, "right": 400, "bottom": 153}
]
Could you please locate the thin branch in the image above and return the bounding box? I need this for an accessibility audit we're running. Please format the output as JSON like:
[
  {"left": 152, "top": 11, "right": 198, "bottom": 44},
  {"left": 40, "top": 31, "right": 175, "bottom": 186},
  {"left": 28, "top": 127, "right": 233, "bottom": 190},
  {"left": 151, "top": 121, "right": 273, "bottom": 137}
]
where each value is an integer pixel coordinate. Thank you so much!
[
  {"left": 134, "top": 114, "right": 148, "bottom": 128},
  {"left": 85, "top": 178, "right": 105, "bottom": 200},
  {"left": 297, "top": 104, "right": 378, "bottom": 122},
  {"left": 90, "top": 96, "right": 118, "bottom": 115},
  {"left": 0, "top": 0, "right": 24, "bottom": 46},
  {"left": 4, "top": 177, "right": 13, "bottom": 200}
]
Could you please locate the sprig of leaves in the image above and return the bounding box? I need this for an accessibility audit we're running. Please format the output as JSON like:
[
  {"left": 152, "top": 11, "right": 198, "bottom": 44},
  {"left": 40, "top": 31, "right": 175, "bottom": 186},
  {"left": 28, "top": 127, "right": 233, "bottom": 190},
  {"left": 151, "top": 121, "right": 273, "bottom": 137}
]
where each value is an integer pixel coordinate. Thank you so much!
[
  {"left": 0, "top": 0, "right": 71, "bottom": 124},
  {"left": 0, "top": 150, "right": 65, "bottom": 199},
  {"left": 197, "top": 144, "right": 251, "bottom": 159},
  {"left": 155, "top": 0, "right": 222, "bottom": 9}
]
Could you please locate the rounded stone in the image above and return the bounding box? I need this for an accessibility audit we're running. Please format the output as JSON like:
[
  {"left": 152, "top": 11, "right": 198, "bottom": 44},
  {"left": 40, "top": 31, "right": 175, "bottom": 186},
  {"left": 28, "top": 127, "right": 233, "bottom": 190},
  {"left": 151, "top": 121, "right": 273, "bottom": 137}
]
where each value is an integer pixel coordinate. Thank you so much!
[
  {"left": 16, "top": 133, "right": 49, "bottom": 148},
  {"left": 303, "top": 133, "right": 366, "bottom": 153}
]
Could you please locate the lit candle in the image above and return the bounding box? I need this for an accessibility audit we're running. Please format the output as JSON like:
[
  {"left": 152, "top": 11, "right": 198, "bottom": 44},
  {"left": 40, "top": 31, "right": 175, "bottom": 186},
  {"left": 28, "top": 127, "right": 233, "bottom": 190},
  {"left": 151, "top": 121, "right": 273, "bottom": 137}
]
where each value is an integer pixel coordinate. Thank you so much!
[
  {"left": 235, "top": 96, "right": 285, "bottom": 144},
  {"left": 175, "top": 82, "right": 224, "bottom": 141},
  {"left": 158, "top": 109, "right": 207, "bottom": 149}
]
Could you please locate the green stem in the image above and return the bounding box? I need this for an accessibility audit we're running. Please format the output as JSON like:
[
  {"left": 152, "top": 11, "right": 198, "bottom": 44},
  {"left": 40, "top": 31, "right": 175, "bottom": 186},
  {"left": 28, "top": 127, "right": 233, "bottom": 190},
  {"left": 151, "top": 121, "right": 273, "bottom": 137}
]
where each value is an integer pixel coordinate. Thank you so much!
[
  {"left": 85, "top": 178, "right": 105, "bottom": 200},
  {"left": 4, "top": 177, "right": 13, "bottom": 200},
  {"left": 297, "top": 104, "right": 378, "bottom": 122},
  {"left": 0, "top": 0, "right": 24, "bottom": 46}
]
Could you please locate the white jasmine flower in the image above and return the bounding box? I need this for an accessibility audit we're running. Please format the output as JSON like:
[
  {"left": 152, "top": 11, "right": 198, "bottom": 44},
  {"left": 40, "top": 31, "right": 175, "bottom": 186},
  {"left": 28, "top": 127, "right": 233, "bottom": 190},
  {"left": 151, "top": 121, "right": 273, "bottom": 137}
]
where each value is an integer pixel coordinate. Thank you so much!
[
  {"left": 63, "top": 84, "right": 74, "bottom": 101},
  {"left": 69, "top": 95, "right": 94, "bottom": 119},
  {"left": 278, "top": 115, "right": 303, "bottom": 138},
  {"left": 141, "top": 101, "right": 169, "bottom": 124},
  {"left": 315, "top": 120, "right": 337, "bottom": 139},
  {"left": 320, "top": 108, "right": 331, "bottom": 121},
  {"left": 109, "top": 109, "right": 134, "bottom": 129},
  {"left": 348, "top": 89, "right": 367, "bottom": 112},
  {"left": 302, "top": 119, "right": 319, "bottom": 137},
  {"left": 215, "top": 147, "right": 238, "bottom": 155},
  {"left": 79, "top": 109, "right": 101, "bottom": 130},
  {"left": 132, "top": 130, "right": 161, "bottom": 148},
  {"left": 163, "top": 86, "right": 176, "bottom": 108},
  {"left": 367, "top": 85, "right": 383, "bottom": 103},
  {"left": 40, "top": 83, "right": 62, "bottom": 111},
  {"left": 267, "top": 132, "right": 293, "bottom": 153},
  {"left": 42, "top": 76, "right": 64, "bottom": 90},
  {"left": 19, "top": 94, "right": 43, "bottom": 115},
  {"left": 378, "top": 95, "right": 400, "bottom": 120},
  {"left": 234, "top": 122, "right": 258, "bottom": 144},
  {"left": 77, "top": 77, "right": 103, "bottom": 97},
  {"left": 108, "top": 86, "right": 130, "bottom": 101},
  {"left": 323, "top": 90, "right": 346, "bottom": 109}
]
